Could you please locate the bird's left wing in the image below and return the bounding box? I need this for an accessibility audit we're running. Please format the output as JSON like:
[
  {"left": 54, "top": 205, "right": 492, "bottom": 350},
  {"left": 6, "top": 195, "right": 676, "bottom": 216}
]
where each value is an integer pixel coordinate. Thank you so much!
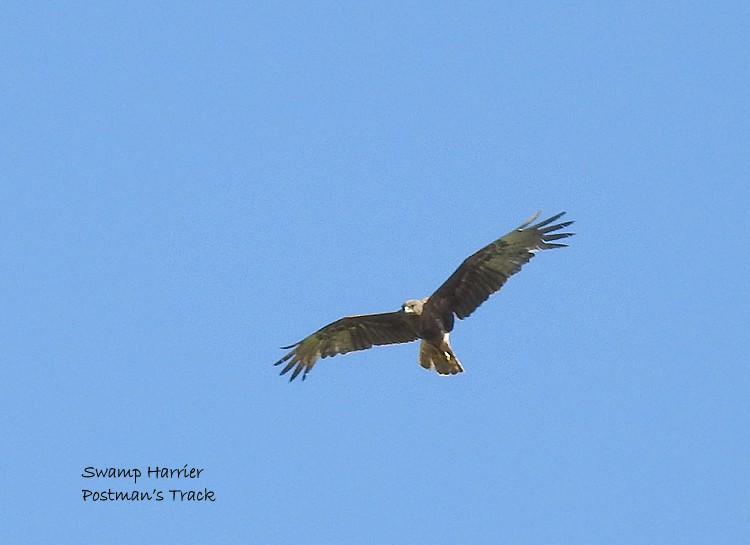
[
  {"left": 430, "top": 211, "right": 574, "bottom": 320},
  {"left": 275, "top": 311, "right": 421, "bottom": 381}
]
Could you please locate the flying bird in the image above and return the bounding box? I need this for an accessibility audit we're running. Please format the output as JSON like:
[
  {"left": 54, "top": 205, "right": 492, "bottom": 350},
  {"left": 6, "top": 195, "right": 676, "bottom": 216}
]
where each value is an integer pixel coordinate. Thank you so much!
[{"left": 275, "top": 211, "right": 574, "bottom": 381}]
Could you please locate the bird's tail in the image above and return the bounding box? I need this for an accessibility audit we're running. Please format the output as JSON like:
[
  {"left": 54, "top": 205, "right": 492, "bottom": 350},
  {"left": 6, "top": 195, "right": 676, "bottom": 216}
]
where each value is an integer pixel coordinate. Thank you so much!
[{"left": 418, "top": 335, "right": 464, "bottom": 376}]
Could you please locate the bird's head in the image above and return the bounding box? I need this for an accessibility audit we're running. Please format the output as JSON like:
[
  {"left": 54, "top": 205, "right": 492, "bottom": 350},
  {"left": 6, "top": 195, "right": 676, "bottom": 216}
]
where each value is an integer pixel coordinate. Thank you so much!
[{"left": 401, "top": 297, "right": 428, "bottom": 315}]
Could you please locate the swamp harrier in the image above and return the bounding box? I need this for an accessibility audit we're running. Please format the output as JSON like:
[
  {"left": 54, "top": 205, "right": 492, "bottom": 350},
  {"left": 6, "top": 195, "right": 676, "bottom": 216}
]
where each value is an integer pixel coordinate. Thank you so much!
[{"left": 275, "top": 211, "right": 574, "bottom": 381}]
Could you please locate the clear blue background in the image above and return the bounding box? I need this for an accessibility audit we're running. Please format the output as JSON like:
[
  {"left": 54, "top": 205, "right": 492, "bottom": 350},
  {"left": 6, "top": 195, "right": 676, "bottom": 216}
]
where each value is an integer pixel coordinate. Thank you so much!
[{"left": 3, "top": 2, "right": 748, "bottom": 543}]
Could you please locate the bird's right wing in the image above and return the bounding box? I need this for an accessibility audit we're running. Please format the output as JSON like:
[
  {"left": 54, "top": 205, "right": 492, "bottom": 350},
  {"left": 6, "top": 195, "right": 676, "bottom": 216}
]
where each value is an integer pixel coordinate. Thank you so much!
[
  {"left": 275, "top": 311, "right": 421, "bottom": 381},
  {"left": 430, "top": 211, "right": 574, "bottom": 320}
]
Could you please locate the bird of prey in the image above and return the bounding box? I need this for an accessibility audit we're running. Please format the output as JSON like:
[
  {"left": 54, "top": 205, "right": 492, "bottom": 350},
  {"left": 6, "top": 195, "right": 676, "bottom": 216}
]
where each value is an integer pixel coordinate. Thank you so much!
[{"left": 275, "top": 211, "right": 574, "bottom": 381}]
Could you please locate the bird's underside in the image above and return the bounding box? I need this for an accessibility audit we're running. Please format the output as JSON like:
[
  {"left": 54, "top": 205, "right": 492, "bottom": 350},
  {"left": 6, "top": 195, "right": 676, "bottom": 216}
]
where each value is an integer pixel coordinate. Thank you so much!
[
  {"left": 417, "top": 334, "right": 463, "bottom": 376},
  {"left": 274, "top": 211, "right": 574, "bottom": 381}
]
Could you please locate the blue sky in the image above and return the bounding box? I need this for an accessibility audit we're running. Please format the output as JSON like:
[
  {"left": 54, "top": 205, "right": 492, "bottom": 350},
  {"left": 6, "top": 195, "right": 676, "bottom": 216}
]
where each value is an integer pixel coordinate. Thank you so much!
[{"left": 2, "top": 2, "right": 748, "bottom": 543}]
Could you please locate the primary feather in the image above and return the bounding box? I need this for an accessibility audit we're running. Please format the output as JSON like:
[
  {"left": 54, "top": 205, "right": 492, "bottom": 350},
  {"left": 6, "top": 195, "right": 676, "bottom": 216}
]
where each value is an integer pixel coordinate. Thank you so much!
[
  {"left": 275, "top": 312, "right": 420, "bottom": 381},
  {"left": 432, "top": 211, "right": 574, "bottom": 319}
]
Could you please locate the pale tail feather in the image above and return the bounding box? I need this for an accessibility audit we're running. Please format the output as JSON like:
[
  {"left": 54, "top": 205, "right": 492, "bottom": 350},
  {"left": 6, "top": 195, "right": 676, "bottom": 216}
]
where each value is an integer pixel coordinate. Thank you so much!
[{"left": 418, "top": 336, "right": 464, "bottom": 376}]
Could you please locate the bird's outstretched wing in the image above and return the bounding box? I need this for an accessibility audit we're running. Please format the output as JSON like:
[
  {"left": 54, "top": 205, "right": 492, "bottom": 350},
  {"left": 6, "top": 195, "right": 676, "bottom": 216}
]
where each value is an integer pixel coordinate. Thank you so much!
[
  {"left": 430, "top": 211, "right": 575, "bottom": 320},
  {"left": 275, "top": 311, "right": 421, "bottom": 381}
]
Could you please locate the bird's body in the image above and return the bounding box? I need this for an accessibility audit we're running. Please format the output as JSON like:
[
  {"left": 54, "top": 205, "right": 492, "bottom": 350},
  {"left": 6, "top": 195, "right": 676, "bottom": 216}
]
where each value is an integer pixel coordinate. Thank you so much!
[
  {"left": 401, "top": 296, "right": 462, "bottom": 375},
  {"left": 275, "top": 211, "right": 574, "bottom": 381}
]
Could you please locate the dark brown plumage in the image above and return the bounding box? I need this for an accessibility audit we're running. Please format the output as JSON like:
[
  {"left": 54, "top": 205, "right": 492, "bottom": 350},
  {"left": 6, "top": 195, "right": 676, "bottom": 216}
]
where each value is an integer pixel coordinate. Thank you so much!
[
  {"left": 427, "top": 211, "right": 572, "bottom": 321},
  {"left": 275, "top": 312, "right": 421, "bottom": 381},
  {"left": 275, "top": 211, "right": 574, "bottom": 381}
]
